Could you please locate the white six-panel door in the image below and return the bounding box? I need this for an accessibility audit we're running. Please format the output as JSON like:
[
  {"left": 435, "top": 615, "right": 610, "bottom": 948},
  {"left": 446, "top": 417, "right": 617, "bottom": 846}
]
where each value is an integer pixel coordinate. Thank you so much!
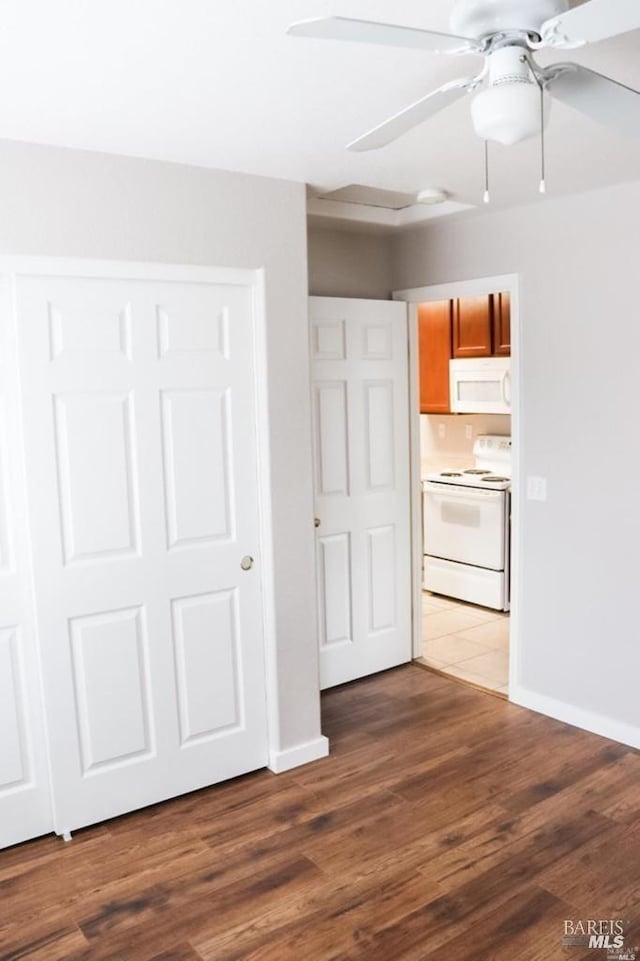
[
  {"left": 310, "top": 297, "right": 411, "bottom": 689},
  {"left": 15, "top": 269, "right": 268, "bottom": 835},
  {"left": 0, "top": 279, "right": 53, "bottom": 848}
]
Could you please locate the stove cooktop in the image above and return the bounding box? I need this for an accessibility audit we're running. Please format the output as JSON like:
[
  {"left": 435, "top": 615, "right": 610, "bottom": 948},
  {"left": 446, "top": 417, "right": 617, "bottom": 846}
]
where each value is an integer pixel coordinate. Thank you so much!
[{"left": 423, "top": 469, "right": 512, "bottom": 492}]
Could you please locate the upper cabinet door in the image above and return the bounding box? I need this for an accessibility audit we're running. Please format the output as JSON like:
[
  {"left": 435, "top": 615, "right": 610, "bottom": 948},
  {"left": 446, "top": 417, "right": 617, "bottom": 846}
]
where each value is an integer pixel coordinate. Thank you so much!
[
  {"left": 452, "top": 295, "right": 492, "bottom": 358},
  {"left": 418, "top": 300, "right": 452, "bottom": 414},
  {"left": 492, "top": 291, "right": 511, "bottom": 356}
]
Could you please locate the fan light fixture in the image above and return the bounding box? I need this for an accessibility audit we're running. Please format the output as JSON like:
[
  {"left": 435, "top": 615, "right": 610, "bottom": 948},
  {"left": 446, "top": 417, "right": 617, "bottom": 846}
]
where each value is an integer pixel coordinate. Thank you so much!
[
  {"left": 416, "top": 187, "right": 449, "bottom": 205},
  {"left": 472, "top": 80, "right": 545, "bottom": 146},
  {"left": 287, "top": 0, "right": 640, "bottom": 202},
  {"left": 471, "top": 47, "right": 549, "bottom": 147}
]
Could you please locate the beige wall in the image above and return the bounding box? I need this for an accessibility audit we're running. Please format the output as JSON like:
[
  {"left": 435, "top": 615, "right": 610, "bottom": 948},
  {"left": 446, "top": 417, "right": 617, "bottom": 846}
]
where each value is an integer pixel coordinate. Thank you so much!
[
  {"left": 392, "top": 179, "right": 640, "bottom": 745},
  {"left": 0, "top": 138, "right": 322, "bottom": 760},
  {"left": 14, "top": 132, "right": 634, "bottom": 749},
  {"left": 307, "top": 226, "right": 393, "bottom": 299},
  {"left": 420, "top": 413, "right": 511, "bottom": 476}
]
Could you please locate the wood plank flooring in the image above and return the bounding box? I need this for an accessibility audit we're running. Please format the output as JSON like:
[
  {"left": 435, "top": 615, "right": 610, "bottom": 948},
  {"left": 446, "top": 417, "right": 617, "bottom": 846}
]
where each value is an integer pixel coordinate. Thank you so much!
[{"left": 2, "top": 665, "right": 639, "bottom": 961}]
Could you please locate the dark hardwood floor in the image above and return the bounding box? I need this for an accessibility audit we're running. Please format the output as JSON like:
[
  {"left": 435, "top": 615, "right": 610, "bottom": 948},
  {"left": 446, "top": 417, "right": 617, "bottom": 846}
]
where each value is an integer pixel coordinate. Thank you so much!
[{"left": 2, "top": 665, "right": 639, "bottom": 961}]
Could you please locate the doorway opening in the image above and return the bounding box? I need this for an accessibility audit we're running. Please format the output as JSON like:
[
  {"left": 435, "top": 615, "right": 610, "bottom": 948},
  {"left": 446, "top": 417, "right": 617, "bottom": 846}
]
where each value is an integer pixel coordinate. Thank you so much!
[{"left": 393, "top": 274, "right": 520, "bottom": 700}]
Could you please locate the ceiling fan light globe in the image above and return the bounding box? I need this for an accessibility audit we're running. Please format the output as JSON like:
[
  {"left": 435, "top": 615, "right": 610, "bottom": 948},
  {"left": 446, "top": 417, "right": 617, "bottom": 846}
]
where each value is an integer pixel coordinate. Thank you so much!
[{"left": 471, "top": 81, "right": 550, "bottom": 145}]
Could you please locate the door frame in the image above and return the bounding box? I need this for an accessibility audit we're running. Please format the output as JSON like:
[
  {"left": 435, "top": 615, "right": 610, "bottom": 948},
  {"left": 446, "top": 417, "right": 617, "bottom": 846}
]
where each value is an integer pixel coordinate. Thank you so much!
[
  {"left": 392, "top": 273, "right": 521, "bottom": 697},
  {"left": 0, "top": 255, "right": 280, "bottom": 785}
]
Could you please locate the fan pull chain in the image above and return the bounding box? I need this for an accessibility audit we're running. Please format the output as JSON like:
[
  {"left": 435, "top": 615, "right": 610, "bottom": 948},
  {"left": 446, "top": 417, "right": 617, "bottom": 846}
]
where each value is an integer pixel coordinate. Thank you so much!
[
  {"left": 539, "top": 80, "right": 546, "bottom": 195},
  {"left": 483, "top": 140, "right": 490, "bottom": 204}
]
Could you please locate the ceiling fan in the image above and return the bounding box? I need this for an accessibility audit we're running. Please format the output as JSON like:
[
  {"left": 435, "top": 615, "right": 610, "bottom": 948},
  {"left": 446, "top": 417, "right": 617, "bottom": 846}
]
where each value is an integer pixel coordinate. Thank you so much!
[{"left": 287, "top": 0, "right": 640, "bottom": 153}]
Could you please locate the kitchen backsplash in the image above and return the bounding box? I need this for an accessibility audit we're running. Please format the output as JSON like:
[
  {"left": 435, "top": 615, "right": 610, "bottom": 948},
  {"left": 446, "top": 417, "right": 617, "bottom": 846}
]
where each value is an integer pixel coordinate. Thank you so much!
[{"left": 421, "top": 413, "right": 511, "bottom": 476}]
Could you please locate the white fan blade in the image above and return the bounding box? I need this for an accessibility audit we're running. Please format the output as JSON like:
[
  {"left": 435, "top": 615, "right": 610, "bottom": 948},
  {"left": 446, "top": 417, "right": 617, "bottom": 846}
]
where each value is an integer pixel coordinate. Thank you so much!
[
  {"left": 287, "top": 17, "right": 476, "bottom": 54},
  {"left": 348, "top": 78, "right": 476, "bottom": 152},
  {"left": 541, "top": 0, "right": 640, "bottom": 47},
  {"left": 546, "top": 63, "right": 640, "bottom": 139}
]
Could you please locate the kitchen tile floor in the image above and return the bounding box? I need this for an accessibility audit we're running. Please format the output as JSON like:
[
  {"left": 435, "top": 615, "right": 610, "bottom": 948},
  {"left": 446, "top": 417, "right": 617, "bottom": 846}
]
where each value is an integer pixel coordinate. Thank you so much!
[{"left": 418, "top": 591, "right": 510, "bottom": 696}]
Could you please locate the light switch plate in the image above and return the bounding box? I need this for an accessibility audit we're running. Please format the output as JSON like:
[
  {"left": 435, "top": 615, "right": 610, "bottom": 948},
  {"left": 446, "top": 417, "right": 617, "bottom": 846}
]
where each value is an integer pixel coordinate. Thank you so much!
[
  {"left": 527, "top": 476, "right": 547, "bottom": 502},
  {"left": 438, "top": 423, "right": 446, "bottom": 439},
  {"left": 465, "top": 424, "right": 473, "bottom": 440}
]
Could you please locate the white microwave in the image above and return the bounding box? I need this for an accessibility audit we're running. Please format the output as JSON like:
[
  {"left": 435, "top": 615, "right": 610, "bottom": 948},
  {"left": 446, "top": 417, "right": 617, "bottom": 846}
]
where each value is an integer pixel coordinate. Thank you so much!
[{"left": 450, "top": 357, "right": 511, "bottom": 415}]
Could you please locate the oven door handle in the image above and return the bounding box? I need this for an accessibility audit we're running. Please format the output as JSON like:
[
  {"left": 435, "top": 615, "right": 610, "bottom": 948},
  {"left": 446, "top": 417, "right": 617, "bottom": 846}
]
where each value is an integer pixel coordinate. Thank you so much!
[{"left": 423, "top": 482, "right": 504, "bottom": 501}]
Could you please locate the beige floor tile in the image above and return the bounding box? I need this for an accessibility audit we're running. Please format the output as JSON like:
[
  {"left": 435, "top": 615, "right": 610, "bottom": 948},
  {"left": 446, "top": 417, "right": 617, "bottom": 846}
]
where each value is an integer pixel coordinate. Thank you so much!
[
  {"left": 455, "top": 648, "right": 510, "bottom": 687},
  {"left": 422, "top": 600, "right": 448, "bottom": 616},
  {"left": 421, "top": 592, "right": 457, "bottom": 612},
  {"left": 422, "top": 608, "right": 493, "bottom": 641},
  {"left": 421, "top": 592, "right": 510, "bottom": 695},
  {"left": 422, "top": 633, "right": 492, "bottom": 667},
  {"left": 456, "top": 617, "right": 510, "bottom": 650},
  {"left": 422, "top": 591, "right": 507, "bottom": 623},
  {"left": 452, "top": 605, "right": 507, "bottom": 625},
  {"left": 419, "top": 653, "right": 449, "bottom": 670},
  {"left": 444, "top": 662, "right": 498, "bottom": 690}
]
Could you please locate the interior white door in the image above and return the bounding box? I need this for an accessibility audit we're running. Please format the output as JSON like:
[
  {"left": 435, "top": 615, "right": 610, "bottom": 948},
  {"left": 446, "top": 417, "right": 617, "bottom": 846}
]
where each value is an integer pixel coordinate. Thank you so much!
[
  {"left": 310, "top": 296, "right": 411, "bottom": 689},
  {"left": 15, "top": 269, "right": 268, "bottom": 835},
  {"left": 0, "top": 278, "right": 53, "bottom": 848}
]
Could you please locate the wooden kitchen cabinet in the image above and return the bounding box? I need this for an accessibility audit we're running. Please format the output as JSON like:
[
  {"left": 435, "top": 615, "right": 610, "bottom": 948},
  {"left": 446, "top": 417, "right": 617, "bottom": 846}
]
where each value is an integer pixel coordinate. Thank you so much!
[
  {"left": 492, "top": 291, "right": 511, "bottom": 356},
  {"left": 418, "top": 291, "right": 511, "bottom": 413},
  {"left": 418, "top": 300, "right": 452, "bottom": 414},
  {"left": 452, "top": 295, "right": 492, "bottom": 358}
]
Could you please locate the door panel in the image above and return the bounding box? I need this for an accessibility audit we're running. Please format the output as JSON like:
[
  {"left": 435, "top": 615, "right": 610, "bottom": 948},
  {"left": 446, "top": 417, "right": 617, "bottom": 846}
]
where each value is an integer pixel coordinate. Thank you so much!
[
  {"left": 418, "top": 300, "right": 452, "bottom": 414},
  {"left": 364, "top": 381, "right": 395, "bottom": 490},
  {"left": 314, "top": 382, "right": 350, "bottom": 496},
  {"left": 310, "top": 297, "right": 411, "bottom": 689},
  {"left": 367, "top": 525, "right": 397, "bottom": 632},
  {"left": 0, "top": 629, "right": 27, "bottom": 788},
  {"left": 317, "top": 533, "right": 353, "bottom": 647},
  {"left": 493, "top": 291, "right": 512, "bottom": 356},
  {"left": 160, "top": 388, "right": 233, "bottom": 546},
  {"left": 171, "top": 589, "right": 242, "bottom": 743},
  {"left": 16, "top": 274, "right": 268, "bottom": 835},
  {"left": 452, "top": 295, "right": 492, "bottom": 358},
  {"left": 54, "top": 391, "right": 140, "bottom": 562},
  {"left": 0, "top": 279, "right": 53, "bottom": 848},
  {"left": 69, "top": 606, "right": 153, "bottom": 773}
]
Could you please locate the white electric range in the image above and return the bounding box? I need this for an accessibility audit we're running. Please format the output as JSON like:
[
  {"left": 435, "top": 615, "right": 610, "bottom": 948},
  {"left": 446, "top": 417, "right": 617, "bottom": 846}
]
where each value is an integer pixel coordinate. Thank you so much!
[{"left": 422, "top": 435, "right": 511, "bottom": 611}]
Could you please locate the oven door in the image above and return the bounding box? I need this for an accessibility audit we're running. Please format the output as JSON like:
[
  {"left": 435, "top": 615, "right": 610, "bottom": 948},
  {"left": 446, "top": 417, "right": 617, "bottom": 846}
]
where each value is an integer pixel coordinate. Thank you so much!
[{"left": 423, "top": 482, "right": 506, "bottom": 571}]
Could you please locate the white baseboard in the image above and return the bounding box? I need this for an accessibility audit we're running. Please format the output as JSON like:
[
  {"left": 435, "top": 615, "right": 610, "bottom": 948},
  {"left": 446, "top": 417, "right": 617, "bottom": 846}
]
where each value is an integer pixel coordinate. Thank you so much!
[
  {"left": 510, "top": 684, "right": 640, "bottom": 750},
  {"left": 268, "top": 735, "right": 330, "bottom": 774}
]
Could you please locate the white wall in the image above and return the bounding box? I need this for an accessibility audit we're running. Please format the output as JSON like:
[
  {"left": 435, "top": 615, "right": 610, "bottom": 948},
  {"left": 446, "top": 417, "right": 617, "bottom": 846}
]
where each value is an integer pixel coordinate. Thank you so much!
[
  {"left": 392, "top": 180, "right": 640, "bottom": 745},
  {"left": 0, "top": 138, "right": 322, "bottom": 760},
  {"left": 307, "top": 226, "right": 393, "bottom": 299}
]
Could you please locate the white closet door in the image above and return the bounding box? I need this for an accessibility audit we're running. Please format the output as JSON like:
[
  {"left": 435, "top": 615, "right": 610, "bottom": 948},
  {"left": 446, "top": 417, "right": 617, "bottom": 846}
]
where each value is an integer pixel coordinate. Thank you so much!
[
  {"left": 310, "top": 297, "right": 411, "bottom": 689},
  {"left": 0, "top": 280, "right": 53, "bottom": 848},
  {"left": 15, "top": 271, "right": 268, "bottom": 835}
]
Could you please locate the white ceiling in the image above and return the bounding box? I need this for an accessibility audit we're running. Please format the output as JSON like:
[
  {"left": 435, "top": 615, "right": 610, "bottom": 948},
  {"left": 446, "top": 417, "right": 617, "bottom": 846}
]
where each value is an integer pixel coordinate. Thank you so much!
[{"left": 0, "top": 0, "right": 639, "bottom": 210}]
